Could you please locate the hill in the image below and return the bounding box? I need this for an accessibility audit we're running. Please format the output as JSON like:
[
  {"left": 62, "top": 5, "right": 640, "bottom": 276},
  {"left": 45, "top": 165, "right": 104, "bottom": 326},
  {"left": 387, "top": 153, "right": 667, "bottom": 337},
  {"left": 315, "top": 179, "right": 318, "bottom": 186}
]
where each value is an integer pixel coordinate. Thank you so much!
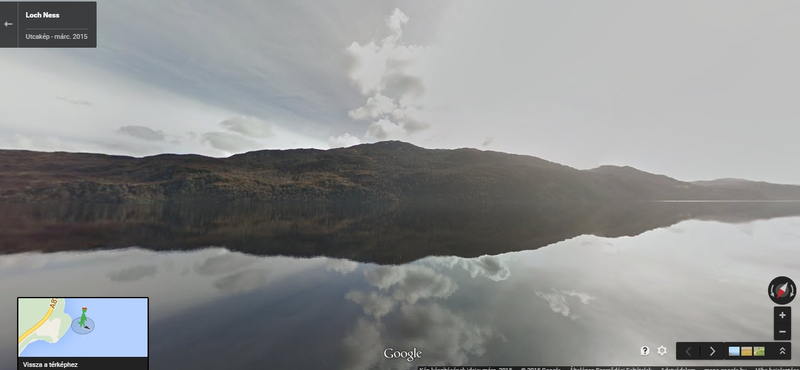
[{"left": 0, "top": 141, "right": 798, "bottom": 202}]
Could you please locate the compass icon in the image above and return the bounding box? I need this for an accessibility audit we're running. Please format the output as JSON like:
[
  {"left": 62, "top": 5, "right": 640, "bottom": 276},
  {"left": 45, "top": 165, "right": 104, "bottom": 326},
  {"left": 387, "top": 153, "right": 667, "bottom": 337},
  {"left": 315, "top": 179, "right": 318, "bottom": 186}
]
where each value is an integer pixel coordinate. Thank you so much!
[{"left": 768, "top": 276, "right": 796, "bottom": 305}]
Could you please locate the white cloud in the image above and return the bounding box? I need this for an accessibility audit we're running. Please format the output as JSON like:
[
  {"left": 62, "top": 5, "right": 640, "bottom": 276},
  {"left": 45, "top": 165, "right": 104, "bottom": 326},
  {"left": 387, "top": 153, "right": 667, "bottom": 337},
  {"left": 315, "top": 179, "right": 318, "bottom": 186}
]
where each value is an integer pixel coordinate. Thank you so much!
[
  {"left": 219, "top": 116, "right": 274, "bottom": 138},
  {"left": 345, "top": 290, "right": 396, "bottom": 319},
  {"left": 328, "top": 133, "right": 361, "bottom": 148},
  {"left": 348, "top": 93, "right": 397, "bottom": 120},
  {"left": 366, "top": 119, "right": 406, "bottom": 141},
  {"left": 341, "top": 302, "right": 503, "bottom": 370},
  {"left": 118, "top": 125, "right": 167, "bottom": 142},
  {"left": 325, "top": 258, "right": 360, "bottom": 274},
  {"left": 342, "top": 263, "right": 504, "bottom": 370},
  {"left": 201, "top": 132, "right": 262, "bottom": 153},
  {"left": 386, "top": 8, "right": 409, "bottom": 37},
  {"left": 0, "top": 133, "right": 157, "bottom": 156},
  {"left": 346, "top": 8, "right": 433, "bottom": 140},
  {"left": 365, "top": 265, "right": 458, "bottom": 304},
  {"left": 430, "top": 255, "right": 511, "bottom": 282},
  {"left": 534, "top": 289, "right": 596, "bottom": 321}
]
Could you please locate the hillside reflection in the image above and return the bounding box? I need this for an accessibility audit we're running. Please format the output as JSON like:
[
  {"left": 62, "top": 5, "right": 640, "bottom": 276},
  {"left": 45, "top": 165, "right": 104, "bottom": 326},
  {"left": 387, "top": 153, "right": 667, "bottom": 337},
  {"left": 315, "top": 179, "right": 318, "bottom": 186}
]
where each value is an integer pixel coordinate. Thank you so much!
[{"left": 2, "top": 201, "right": 800, "bottom": 263}]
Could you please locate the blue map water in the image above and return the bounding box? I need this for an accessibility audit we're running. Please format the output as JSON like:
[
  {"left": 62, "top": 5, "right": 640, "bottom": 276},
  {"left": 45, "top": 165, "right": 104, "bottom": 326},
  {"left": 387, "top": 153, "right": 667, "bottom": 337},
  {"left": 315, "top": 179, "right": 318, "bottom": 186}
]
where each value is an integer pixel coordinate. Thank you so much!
[{"left": 20, "top": 298, "right": 148, "bottom": 357}]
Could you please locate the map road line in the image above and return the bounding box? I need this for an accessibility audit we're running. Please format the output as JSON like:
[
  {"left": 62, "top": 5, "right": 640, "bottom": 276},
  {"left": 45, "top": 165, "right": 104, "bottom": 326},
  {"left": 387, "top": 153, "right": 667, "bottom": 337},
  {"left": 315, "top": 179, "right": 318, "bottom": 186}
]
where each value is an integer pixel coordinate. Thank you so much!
[{"left": 18, "top": 304, "right": 55, "bottom": 344}]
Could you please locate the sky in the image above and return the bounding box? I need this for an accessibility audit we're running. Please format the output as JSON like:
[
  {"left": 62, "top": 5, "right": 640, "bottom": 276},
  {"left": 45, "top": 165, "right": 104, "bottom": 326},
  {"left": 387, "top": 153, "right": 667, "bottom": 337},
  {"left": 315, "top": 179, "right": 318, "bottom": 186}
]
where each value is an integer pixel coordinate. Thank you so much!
[{"left": 1, "top": 0, "right": 799, "bottom": 184}]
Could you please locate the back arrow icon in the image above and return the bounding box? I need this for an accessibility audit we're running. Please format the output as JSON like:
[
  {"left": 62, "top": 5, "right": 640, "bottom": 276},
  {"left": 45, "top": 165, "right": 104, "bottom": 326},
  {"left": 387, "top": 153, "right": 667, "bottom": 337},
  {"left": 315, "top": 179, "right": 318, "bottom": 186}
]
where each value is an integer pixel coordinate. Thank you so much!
[{"left": 4, "top": 21, "right": 12, "bottom": 27}]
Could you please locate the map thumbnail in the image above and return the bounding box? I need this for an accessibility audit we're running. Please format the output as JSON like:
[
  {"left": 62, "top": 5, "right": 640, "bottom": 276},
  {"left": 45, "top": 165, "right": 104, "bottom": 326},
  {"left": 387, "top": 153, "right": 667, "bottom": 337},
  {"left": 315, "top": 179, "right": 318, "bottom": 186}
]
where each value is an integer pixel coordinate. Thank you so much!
[{"left": 18, "top": 298, "right": 148, "bottom": 357}]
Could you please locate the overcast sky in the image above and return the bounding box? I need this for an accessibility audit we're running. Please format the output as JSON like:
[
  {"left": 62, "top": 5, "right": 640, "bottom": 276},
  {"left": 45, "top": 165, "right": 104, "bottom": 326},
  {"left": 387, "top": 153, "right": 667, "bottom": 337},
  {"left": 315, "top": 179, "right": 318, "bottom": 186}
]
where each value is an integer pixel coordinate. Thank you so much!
[{"left": 1, "top": 0, "right": 799, "bottom": 183}]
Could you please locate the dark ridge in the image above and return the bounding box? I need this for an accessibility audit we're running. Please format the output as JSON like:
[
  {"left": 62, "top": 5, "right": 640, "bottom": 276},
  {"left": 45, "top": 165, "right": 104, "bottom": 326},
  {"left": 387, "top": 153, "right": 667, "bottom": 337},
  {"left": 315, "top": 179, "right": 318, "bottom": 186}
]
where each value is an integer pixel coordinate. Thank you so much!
[{"left": 1, "top": 141, "right": 799, "bottom": 203}]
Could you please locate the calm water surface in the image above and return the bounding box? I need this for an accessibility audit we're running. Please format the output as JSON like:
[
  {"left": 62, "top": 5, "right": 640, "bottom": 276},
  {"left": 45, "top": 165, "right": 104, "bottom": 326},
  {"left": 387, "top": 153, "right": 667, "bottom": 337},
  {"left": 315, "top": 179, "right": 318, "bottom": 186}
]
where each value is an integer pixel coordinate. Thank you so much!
[{"left": 1, "top": 202, "right": 799, "bottom": 369}]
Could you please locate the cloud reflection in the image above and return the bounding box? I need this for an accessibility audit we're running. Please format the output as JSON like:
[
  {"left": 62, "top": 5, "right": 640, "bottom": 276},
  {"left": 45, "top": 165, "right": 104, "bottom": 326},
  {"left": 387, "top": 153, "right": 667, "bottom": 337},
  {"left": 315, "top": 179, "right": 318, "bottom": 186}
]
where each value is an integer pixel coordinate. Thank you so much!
[
  {"left": 431, "top": 255, "right": 511, "bottom": 281},
  {"left": 108, "top": 264, "right": 158, "bottom": 282},
  {"left": 534, "top": 289, "right": 596, "bottom": 321},
  {"left": 342, "top": 261, "right": 504, "bottom": 369},
  {"left": 325, "top": 258, "right": 360, "bottom": 275},
  {"left": 212, "top": 269, "right": 272, "bottom": 293}
]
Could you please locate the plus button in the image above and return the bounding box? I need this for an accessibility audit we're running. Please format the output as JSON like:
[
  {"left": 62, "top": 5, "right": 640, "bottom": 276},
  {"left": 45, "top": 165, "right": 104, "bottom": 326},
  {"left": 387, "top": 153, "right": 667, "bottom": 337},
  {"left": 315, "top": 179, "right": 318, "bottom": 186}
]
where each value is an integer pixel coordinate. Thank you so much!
[{"left": 779, "top": 311, "right": 787, "bottom": 319}]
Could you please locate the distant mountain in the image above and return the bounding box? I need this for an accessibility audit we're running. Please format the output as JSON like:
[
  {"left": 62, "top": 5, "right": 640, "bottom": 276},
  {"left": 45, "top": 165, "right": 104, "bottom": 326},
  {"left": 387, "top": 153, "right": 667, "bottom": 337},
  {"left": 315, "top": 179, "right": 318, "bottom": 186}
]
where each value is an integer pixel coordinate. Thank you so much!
[
  {"left": 0, "top": 141, "right": 797, "bottom": 202},
  {"left": 692, "top": 178, "right": 800, "bottom": 200}
]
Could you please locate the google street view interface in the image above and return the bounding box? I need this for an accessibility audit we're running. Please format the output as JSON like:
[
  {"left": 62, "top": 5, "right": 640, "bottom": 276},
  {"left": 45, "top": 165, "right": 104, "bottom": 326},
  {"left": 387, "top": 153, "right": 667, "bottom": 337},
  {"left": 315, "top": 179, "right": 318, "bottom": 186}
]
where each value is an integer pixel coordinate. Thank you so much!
[
  {"left": 17, "top": 298, "right": 148, "bottom": 368},
  {"left": 1, "top": 1, "right": 799, "bottom": 370}
]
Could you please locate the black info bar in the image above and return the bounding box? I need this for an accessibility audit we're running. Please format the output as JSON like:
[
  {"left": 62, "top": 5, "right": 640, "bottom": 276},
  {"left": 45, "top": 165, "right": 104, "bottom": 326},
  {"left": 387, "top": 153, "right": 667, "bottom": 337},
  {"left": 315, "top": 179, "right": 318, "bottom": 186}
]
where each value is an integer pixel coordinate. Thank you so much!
[{"left": 416, "top": 367, "right": 800, "bottom": 370}]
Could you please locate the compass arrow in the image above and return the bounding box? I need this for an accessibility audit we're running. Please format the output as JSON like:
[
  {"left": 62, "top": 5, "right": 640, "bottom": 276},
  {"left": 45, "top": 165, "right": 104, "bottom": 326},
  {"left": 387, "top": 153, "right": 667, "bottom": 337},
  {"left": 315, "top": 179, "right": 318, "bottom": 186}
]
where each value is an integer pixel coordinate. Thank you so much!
[{"left": 777, "top": 282, "right": 788, "bottom": 298}]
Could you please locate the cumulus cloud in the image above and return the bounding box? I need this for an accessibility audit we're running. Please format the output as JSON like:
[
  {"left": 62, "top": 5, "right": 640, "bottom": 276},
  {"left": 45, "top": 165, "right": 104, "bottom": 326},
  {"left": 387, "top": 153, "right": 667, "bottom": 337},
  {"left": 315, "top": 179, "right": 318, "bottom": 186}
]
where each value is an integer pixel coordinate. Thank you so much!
[
  {"left": 431, "top": 255, "right": 511, "bottom": 282},
  {"left": 325, "top": 258, "right": 360, "bottom": 274},
  {"left": 390, "top": 107, "right": 431, "bottom": 134},
  {"left": 219, "top": 116, "right": 274, "bottom": 138},
  {"left": 345, "top": 290, "right": 396, "bottom": 319},
  {"left": 386, "top": 8, "right": 409, "bottom": 36},
  {"left": 366, "top": 118, "right": 406, "bottom": 141},
  {"left": 365, "top": 264, "right": 458, "bottom": 304},
  {"left": 348, "top": 93, "right": 396, "bottom": 120},
  {"left": 328, "top": 133, "right": 361, "bottom": 149},
  {"left": 383, "top": 73, "right": 425, "bottom": 101},
  {"left": 535, "top": 289, "right": 596, "bottom": 320},
  {"left": 341, "top": 303, "right": 503, "bottom": 370},
  {"left": 341, "top": 318, "right": 389, "bottom": 370},
  {"left": 341, "top": 263, "right": 505, "bottom": 370},
  {"left": 347, "top": 8, "right": 432, "bottom": 140},
  {"left": 118, "top": 125, "right": 167, "bottom": 142},
  {"left": 201, "top": 132, "right": 262, "bottom": 153}
]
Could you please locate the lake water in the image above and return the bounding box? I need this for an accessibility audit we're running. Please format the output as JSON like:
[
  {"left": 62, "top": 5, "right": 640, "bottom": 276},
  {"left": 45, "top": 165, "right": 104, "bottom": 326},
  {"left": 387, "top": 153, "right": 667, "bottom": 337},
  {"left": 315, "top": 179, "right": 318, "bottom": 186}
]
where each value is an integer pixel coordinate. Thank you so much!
[{"left": 1, "top": 202, "right": 799, "bottom": 368}]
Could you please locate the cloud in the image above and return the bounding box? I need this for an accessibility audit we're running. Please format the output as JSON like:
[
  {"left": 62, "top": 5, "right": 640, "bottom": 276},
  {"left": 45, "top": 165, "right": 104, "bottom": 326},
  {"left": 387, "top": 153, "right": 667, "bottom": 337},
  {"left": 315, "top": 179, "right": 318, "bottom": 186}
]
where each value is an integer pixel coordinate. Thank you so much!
[
  {"left": 55, "top": 95, "right": 92, "bottom": 106},
  {"left": 431, "top": 255, "right": 511, "bottom": 282},
  {"left": 219, "top": 116, "right": 274, "bottom": 138},
  {"left": 366, "top": 118, "right": 406, "bottom": 141},
  {"left": 482, "top": 137, "right": 493, "bottom": 147},
  {"left": 325, "top": 258, "right": 360, "bottom": 274},
  {"left": 347, "top": 9, "right": 432, "bottom": 140},
  {"left": 212, "top": 268, "right": 271, "bottom": 292},
  {"left": 345, "top": 290, "right": 396, "bottom": 319},
  {"left": 108, "top": 264, "right": 158, "bottom": 282},
  {"left": 365, "top": 264, "right": 458, "bottom": 304},
  {"left": 534, "top": 289, "right": 596, "bottom": 320},
  {"left": 328, "top": 133, "right": 361, "bottom": 148},
  {"left": 0, "top": 132, "right": 156, "bottom": 156},
  {"left": 383, "top": 73, "right": 425, "bottom": 100},
  {"left": 386, "top": 8, "right": 409, "bottom": 36},
  {"left": 348, "top": 93, "right": 396, "bottom": 120},
  {"left": 201, "top": 132, "right": 262, "bottom": 153},
  {"left": 341, "top": 318, "right": 389, "bottom": 370},
  {"left": 341, "top": 303, "right": 503, "bottom": 370},
  {"left": 341, "top": 263, "right": 505, "bottom": 370},
  {"left": 194, "top": 253, "right": 256, "bottom": 276},
  {"left": 118, "top": 125, "right": 167, "bottom": 142},
  {"left": 390, "top": 107, "right": 431, "bottom": 134}
]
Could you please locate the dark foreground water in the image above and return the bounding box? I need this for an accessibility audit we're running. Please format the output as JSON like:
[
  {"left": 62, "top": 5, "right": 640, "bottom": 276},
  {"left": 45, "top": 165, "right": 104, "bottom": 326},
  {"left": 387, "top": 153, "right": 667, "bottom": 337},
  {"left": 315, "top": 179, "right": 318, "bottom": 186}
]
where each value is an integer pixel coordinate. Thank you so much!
[{"left": 1, "top": 202, "right": 799, "bottom": 368}]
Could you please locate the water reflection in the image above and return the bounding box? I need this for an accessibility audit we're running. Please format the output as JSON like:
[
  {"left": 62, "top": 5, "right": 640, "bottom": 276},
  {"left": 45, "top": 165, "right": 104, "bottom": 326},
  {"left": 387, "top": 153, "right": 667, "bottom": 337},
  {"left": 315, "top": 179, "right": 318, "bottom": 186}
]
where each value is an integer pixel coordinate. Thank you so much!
[
  {"left": 1, "top": 204, "right": 800, "bottom": 368},
  {"left": 2, "top": 201, "right": 800, "bottom": 262}
]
